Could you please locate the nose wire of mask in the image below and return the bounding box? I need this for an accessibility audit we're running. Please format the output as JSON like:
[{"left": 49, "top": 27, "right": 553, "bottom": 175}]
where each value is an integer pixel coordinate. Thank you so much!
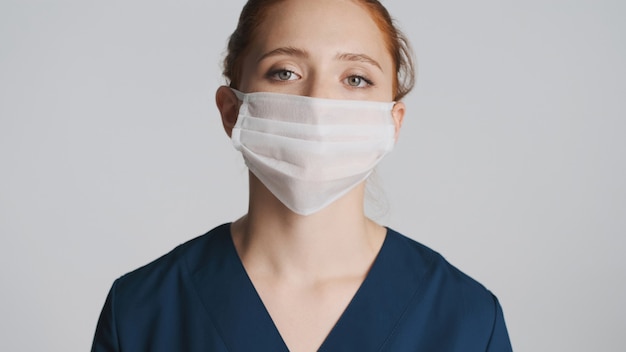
[{"left": 230, "top": 88, "right": 396, "bottom": 216}]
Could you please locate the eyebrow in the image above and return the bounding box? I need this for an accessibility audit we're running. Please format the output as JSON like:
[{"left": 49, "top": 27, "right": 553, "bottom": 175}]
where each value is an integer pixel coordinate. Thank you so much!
[
  {"left": 336, "top": 52, "right": 382, "bottom": 71},
  {"left": 256, "top": 46, "right": 383, "bottom": 71},
  {"left": 257, "top": 47, "right": 309, "bottom": 63}
]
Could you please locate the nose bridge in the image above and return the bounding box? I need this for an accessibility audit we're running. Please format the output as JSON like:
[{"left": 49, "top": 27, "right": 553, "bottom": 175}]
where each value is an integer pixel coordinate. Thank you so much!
[{"left": 303, "top": 69, "right": 334, "bottom": 99}]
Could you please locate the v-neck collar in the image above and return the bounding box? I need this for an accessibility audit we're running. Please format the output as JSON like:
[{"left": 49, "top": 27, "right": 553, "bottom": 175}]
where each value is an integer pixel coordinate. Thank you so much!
[{"left": 189, "top": 223, "right": 424, "bottom": 352}]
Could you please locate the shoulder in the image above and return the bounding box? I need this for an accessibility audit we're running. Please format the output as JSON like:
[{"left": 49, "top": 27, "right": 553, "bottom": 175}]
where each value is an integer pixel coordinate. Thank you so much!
[
  {"left": 386, "top": 227, "right": 494, "bottom": 304},
  {"left": 384, "top": 228, "right": 511, "bottom": 350},
  {"left": 111, "top": 223, "right": 231, "bottom": 307},
  {"left": 92, "top": 223, "right": 234, "bottom": 351}
]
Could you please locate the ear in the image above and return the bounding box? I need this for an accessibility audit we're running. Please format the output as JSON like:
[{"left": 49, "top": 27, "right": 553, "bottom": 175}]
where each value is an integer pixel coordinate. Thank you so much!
[
  {"left": 215, "top": 85, "right": 240, "bottom": 138},
  {"left": 391, "top": 101, "right": 405, "bottom": 142}
]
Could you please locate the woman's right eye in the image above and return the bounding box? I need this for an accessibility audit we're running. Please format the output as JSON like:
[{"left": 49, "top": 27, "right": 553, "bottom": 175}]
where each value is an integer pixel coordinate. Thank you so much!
[{"left": 268, "top": 69, "right": 300, "bottom": 81}]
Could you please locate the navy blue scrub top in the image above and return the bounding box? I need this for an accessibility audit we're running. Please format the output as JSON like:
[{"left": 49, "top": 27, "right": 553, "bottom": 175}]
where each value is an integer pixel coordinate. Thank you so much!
[{"left": 92, "top": 223, "right": 512, "bottom": 351}]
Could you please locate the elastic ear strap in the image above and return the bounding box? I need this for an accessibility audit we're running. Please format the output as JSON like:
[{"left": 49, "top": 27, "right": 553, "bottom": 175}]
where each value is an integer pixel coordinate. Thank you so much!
[{"left": 230, "top": 88, "right": 245, "bottom": 101}]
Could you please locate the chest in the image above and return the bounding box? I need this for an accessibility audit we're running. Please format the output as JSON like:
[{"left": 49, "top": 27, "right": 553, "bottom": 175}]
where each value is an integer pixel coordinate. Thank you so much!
[{"left": 253, "top": 277, "right": 365, "bottom": 352}]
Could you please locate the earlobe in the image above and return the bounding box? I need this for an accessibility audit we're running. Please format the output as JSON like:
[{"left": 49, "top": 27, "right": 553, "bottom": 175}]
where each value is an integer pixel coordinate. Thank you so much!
[
  {"left": 391, "top": 101, "right": 405, "bottom": 142},
  {"left": 215, "top": 85, "right": 240, "bottom": 138}
]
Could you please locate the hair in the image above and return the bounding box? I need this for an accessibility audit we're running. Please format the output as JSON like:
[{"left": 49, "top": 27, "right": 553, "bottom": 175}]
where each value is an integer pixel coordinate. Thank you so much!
[{"left": 222, "top": 0, "right": 416, "bottom": 101}]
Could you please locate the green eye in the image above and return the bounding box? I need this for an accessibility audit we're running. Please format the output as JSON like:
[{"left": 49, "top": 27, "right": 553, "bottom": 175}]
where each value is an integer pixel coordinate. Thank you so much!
[
  {"left": 345, "top": 75, "right": 372, "bottom": 88},
  {"left": 277, "top": 70, "right": 293, "bottom": 80},
  {"left": 348, "top": 76, "right": 362, "bottom": 86},
  {"left": 269, "top": 69, "right": 299, "bottom": 81}
]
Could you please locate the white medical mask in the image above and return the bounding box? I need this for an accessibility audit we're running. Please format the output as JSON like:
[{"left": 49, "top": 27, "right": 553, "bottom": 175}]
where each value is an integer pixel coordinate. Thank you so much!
[{"left": 231, "top": 89, "right": 397, "bottom": 216}]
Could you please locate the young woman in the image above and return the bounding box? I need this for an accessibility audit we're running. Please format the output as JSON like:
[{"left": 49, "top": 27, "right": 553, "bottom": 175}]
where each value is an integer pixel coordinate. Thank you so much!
[{"left": 92, "top": 0, "right": 512, "bottom": 351}]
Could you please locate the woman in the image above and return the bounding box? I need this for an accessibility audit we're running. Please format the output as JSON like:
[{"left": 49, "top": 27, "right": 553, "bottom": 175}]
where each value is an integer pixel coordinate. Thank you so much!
[{"left": 92, "top": 0, "right": 512, "bottom": 351}]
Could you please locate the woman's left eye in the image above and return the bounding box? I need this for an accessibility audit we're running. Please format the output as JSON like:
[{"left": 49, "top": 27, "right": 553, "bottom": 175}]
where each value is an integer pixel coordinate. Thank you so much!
[{"left": 344, "top": 75, "right": 373, "bottom": 88}]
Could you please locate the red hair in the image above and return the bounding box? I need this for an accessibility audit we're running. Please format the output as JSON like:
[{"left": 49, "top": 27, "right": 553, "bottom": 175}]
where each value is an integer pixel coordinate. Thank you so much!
[{"left": 222, "top": 0, "right": 415, "bottom": 100}]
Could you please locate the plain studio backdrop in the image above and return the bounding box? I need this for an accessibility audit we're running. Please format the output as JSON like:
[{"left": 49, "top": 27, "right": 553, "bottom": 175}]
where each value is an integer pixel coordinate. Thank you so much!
[{"left": 1, "top": 0, "right": 624, "bottom": 351}]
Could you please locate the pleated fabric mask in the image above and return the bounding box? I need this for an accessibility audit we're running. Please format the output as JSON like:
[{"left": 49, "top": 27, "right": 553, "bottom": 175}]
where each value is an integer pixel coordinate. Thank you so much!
[{"left": 231, "top": 89, "right": 396, "bottom": 216}]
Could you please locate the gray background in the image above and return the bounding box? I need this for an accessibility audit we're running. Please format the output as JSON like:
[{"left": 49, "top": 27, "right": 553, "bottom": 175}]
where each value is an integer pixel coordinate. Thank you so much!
[{"left": 1, "top": 0, "right": 624, "bottom": 351}]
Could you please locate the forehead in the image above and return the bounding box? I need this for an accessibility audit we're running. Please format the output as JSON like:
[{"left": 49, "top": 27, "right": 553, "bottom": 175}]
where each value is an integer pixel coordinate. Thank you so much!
[{"left": 249, "top": 0, "right": 391, "bottom": 67}]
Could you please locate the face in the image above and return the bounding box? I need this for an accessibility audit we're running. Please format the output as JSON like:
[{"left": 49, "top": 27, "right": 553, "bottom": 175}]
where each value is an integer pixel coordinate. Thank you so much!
[
  {"left": 217, "top": 0, "right": 405, "bottom": 138},
  {"left": 239, "top": 0, "right": 396, "bottom": 102}
]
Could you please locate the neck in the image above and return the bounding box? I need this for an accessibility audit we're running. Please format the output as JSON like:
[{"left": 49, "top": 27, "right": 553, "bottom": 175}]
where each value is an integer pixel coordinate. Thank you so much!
[{"left": 230, "top": 173, "right": 386, "bottom": 283}]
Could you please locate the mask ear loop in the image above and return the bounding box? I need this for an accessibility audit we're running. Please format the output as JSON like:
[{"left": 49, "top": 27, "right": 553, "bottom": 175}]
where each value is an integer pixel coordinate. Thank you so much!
[
  {"left": 229, "top": 88, "right": 248, "bottom": 128},
  {"left": 230, "top": 88, "right": 246, "bottom": 102}
]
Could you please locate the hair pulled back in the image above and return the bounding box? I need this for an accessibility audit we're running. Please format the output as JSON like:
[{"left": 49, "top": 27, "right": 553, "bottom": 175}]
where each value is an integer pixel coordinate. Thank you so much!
[{"left": 222, "top": 0, "right": 416, "bottom": 100}]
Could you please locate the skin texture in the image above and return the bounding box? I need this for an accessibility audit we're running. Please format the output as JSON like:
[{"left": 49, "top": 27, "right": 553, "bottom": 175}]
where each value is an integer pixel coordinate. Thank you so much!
[{"left": 215, "top": 1, "right": 406, "bottom": 351}]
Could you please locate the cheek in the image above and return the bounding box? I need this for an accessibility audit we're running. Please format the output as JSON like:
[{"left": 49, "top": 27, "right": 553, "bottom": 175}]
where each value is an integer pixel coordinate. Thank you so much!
[
  {"left": 233, "top": 47, "right": 264, "bottom": 91},
  {"left": 235, "top": 60, "right": 255, "bottom": 92},
  {"left": 378, "top": 74, "right": 396, "bottom": 101},
  {"left": 377, "top": 56, "right": 397, "bottom": 100}
]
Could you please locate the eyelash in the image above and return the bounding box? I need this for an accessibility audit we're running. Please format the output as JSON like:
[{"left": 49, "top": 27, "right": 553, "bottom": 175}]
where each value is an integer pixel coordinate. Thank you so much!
[
  {"left": 266, "top": 69, "right": 375, "bottom": 88},
  {"left": 345, "top": 74, "right": 374, "bottom": 88},
  {"left": 267, "top": 68, "right": 299, "bottom": 81}
]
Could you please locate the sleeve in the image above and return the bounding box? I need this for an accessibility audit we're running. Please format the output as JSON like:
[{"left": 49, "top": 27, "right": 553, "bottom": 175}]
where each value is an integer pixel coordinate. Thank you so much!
[
  {"left": 91, "top": 280, "right": 120, "bottom": 352},
  {"left": 486, "top": 294, "right": 513, "bottom": 352}
]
